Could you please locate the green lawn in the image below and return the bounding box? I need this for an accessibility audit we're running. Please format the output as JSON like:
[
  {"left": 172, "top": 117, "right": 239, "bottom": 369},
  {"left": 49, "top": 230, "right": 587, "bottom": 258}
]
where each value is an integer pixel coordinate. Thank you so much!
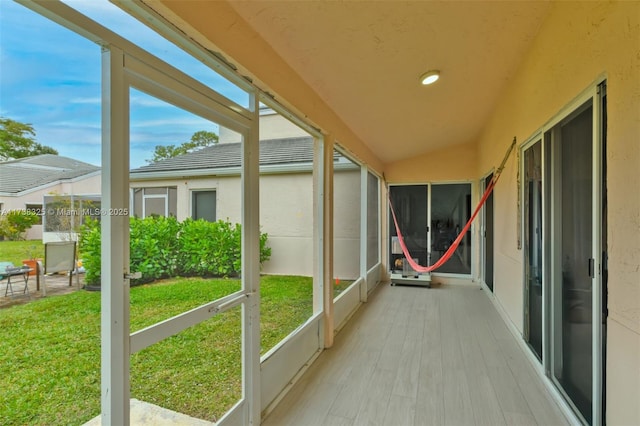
[
  {"left": 0, "top": 275, "right": 313, "bottom": 425},
  {"left": 0, "top": 240, "right": 44, "bottom": 266}
]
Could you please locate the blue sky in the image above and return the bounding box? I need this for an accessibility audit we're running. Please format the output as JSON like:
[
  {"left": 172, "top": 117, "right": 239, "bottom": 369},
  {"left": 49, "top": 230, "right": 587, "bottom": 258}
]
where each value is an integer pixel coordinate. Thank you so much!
[{"left": 0, "top": 0, "right": 246, "bottom": 169}]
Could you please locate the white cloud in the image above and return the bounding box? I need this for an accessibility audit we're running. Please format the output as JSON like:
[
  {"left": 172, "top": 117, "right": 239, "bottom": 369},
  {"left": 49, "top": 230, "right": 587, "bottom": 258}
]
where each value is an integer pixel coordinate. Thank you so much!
[
  {"left": 2, "top": 0, "right": 234, "bottom": 170},
  {"left": 70, "top": 97, "right": 101, "bottom": 105}
]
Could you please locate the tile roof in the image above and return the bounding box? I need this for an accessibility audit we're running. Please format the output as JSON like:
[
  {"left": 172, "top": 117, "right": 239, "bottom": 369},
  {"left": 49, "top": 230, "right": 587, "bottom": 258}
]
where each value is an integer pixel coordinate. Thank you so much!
[
  {"left": 131, "top": 137, "right": 315, "bottom": 174},
  {"left": 0, "top": 154, "right": 100, "bottom": 194}
]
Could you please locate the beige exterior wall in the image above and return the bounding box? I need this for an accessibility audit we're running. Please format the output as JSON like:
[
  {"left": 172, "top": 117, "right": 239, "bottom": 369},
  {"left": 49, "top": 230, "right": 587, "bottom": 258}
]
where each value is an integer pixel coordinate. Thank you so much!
[
  {"left": 0, "top": 173, "right": 101, "bottom": 240},
  {"left": 261, "top": 169, "right": 361, "bottom": 279},
  {"left": 384, "top": 142, "right": 477, "bottom": 183},
  {"left": 219, "top": 110, "right": 310, "bottom": 144},
  {"left": 387, "top": 2, "right": 640, "bottom": 423},
  {"left": 131, "top": 168, "right": 362, "bottom": 278},
  {"left": 333, "top": 169, "right": 362, "bottom": 280}
]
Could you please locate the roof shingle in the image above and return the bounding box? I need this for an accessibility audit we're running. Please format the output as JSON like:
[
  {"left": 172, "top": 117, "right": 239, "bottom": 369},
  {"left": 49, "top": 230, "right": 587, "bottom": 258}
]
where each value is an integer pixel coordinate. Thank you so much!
[
  {"left": 130, "top": 137, "right": 315, "bottom": 174},
  {"left": 0, "top": 154, "right": 100, "bottom": 194}
]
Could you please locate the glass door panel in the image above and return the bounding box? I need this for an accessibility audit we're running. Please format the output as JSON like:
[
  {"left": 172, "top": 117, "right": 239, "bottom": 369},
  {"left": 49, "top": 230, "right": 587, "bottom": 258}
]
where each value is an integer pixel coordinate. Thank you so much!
[
  {"left": 552, "top": 102, "right": 593, "bottom": 423},
  {"left": 524, "top": 141, "right": 543, "bottom": 360},
  {"left": 431, "top": 183, "right": 472, "bottom": 274},
  {"left": 389, "top": 185, "right": 428, "bottom": 272},
  {"left": 483, "top": 174, "right": 495, "bottom": 291}
]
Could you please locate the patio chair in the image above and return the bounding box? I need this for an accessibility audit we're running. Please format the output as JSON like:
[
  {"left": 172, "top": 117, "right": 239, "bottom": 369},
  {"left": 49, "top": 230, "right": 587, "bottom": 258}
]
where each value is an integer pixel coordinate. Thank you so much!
[{"left": 37, "top": 241, "right": 77, "bottom": 297}]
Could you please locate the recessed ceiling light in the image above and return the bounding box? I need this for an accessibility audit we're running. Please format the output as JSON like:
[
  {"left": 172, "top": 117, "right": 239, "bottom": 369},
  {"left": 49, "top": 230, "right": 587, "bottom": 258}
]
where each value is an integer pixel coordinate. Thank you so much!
[{"left": 420, "top": 70, "right": 440, "bottom": 85}]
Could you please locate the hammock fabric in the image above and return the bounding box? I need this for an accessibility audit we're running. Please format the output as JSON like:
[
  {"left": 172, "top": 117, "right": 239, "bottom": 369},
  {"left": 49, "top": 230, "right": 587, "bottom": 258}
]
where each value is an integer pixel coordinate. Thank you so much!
[
  {"left": 389, "top": 178, "right": 495, "bottom": 273},
  {"left": 388, "top": 138, "right": 516, "bottom": 274}
]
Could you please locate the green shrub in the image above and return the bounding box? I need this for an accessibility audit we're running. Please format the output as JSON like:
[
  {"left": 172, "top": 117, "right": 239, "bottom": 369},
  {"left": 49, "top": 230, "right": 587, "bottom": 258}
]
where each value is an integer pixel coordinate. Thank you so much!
[
  {"left": 78, "top": 218, "right": 101, "bottom": 285},
  {"left": 177, "top": 219, "right": 241, "bottom": 277},
  {"left": 78, "top": 216, "right": 271, "bottom": 286},
  {"left": 130, "top": 215, "right": 181, "bottom": 284},
  {"left": 259, "top": 231, "right": 272, "bottom": 265},
  {"left": 0, "top": 209, "right": 40, "bottom": 240}
]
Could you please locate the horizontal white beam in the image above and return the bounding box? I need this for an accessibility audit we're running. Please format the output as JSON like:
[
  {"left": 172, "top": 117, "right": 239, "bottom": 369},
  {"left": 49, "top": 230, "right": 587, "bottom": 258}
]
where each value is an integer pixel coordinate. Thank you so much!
[{"left": 130, "top": 290, "right": 249, "bottom": 353}]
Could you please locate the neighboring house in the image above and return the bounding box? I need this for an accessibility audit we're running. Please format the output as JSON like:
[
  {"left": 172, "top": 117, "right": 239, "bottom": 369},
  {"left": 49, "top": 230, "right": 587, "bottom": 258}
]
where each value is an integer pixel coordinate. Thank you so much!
[
  {"left": 0, "top": 154, "right": 101, "bottom": 240},
  {"left": 130, "top": 136, "right": 361, "bottom": 278}
]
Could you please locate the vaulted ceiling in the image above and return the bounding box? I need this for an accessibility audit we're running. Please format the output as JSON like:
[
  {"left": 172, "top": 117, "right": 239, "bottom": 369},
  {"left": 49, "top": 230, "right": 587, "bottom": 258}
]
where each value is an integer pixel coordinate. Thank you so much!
[{"left": 154, "top": 1, "right": 552, "bottom": 164}]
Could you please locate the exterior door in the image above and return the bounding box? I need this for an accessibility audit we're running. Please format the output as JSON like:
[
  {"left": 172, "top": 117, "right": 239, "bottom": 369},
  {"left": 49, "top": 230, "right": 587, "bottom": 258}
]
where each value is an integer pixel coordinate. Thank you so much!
[
  {"left": 389, "top": 183, "right": 472, "bottom": 275},
  {"left": 389, "top": 185, "right": 429, "bottom": 270},
  {"left": 548, "top": 83, "right": 606, "bottom": 425},
  {"left": 552, "top": 102, "right": 594, "bottom": 423},
  {"left": 523, "top": 140, "right": 543, "bottom": 360},
  {"left": 482, "top": 174, "right": 494, "bottom": 291}
]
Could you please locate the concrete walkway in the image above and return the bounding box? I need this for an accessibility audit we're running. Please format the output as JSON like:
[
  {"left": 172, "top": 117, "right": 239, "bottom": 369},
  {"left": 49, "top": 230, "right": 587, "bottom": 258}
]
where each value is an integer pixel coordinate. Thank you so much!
[
  {"left": 0, "top": 270, "right": 84, "bottom": 308},
  {"left": 84, "top": 399, "right": 215, "bottom": 426}
]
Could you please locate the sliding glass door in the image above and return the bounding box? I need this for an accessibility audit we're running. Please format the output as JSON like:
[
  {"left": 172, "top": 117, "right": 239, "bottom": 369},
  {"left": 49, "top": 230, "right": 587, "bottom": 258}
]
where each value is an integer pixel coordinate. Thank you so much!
[
  {"left": 481, "top": 173, "right": 495, "bottom": 291},
  {"left": 551, "top": 102, "right": 595, "bottom": 423},
  {"left": 431, "top": 183, "right": 472, "bottom": 275},
  {"left": 389, "top": 183, "right": 472, "bottom": 276},
  {"left": 524, "top": 141, "right": 543, "bottom": 360},
  {"left": 522, "top": 81, "right": 607, "bottom": 425},
  {"left": 389, "top": 185, "right": 429, "bottom": 270}
]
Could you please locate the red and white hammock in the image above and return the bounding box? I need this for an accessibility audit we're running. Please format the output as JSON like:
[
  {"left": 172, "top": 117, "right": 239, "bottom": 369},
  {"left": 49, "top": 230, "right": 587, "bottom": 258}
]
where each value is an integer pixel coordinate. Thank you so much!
[{"left": 388, "top": 138, "right": 516, "bottom": 273}]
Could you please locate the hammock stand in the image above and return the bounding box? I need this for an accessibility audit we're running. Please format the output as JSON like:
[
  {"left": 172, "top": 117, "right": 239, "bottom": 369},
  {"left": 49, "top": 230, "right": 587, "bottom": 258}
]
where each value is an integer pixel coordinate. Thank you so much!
[{"left": 387, "top": 138, "right": 516, "bottom": 286}]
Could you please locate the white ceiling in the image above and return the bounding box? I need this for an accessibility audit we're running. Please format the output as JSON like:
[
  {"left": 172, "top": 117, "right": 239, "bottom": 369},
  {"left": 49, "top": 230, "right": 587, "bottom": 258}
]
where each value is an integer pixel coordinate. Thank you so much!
[{"left": 226, "top": 1, "right": 552, "bottom": 163}]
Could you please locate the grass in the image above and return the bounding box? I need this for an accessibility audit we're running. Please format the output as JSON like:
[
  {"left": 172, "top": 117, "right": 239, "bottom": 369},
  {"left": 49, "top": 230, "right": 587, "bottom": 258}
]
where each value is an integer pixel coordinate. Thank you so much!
[
  {"left": 0, "top": 275, "right": 313, "bottom": 425},
  {"left": 0, "top": 240, "right": 44, "bottom": 266}
]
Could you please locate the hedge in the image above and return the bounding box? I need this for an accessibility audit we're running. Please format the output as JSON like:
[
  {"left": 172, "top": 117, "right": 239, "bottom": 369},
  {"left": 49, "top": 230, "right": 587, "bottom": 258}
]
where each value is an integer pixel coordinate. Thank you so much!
[{"left": 79, "top": 216, "right": 271, "bottom": 286}]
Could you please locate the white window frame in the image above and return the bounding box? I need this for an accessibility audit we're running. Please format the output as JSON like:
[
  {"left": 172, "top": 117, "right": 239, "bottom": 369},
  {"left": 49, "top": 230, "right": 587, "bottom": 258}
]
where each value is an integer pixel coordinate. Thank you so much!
[
  {"left": 142, "top": 188, "right": 169, "bottom": 218},
  {"left": 16, "top": 2, "right": 258, "bottom": 425},
  {"left": 519, "top": 77, "right": 607, "bottom": 426}
]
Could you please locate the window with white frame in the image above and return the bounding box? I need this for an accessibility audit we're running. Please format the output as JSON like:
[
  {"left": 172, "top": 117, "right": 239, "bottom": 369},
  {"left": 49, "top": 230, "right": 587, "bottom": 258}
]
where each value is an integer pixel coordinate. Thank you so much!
[
  {"left": 192, "top": 190, "right": 217, "bottom": 222},
  {"left": 132, "top": 187, "right": 177, "bottom": 218}
]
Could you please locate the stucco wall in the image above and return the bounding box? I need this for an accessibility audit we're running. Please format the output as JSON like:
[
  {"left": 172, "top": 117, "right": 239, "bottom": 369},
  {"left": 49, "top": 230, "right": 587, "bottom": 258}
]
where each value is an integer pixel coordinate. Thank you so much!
[
  {"left": 383, "top": 2, "right": 640, "bottom": 423},
  {"left": 131, "top": 168, "right": 362, "bottom": 278},
  {"left": 384, "top": 142, "right": 477, "bottom": 183},
  {"left": 473, "top": 2, "right": 640, "bottom": 424},
  {"left": 219, "top": 111, "right": 310, "bottom": 144}
]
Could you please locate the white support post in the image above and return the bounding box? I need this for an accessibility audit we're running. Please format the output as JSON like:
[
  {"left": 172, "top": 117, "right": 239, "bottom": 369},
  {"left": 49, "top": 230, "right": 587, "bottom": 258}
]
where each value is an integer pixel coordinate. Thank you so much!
[
  {"left": 101, "top": 45, "right": 131, "bottom": 426},
  {"left": 242, "top": 94, "right": 261, "bottom": 425},
  {"left": 322, "top": 136, "right": 334, "bottom": 348},
  {"left": 359, "top": 167, "right": 368, "bottom": 302},
  {"left": 591, "top": 83, "right": 604, "bottom": 426},
  {"left": 312, "top": 134, "right": 328, "bottom": 351},
  {"left": 312, "top": 137, "right": 324, "bottom": 316}
]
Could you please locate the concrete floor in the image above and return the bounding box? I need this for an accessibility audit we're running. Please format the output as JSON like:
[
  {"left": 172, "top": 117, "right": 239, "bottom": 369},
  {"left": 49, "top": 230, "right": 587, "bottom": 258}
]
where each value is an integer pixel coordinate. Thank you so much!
[
  {"left": 83, "top": 399, "right": 214, "bottom": 426},
  {"left": 0, "top": 270, "right": 83, "bottom": 309}
]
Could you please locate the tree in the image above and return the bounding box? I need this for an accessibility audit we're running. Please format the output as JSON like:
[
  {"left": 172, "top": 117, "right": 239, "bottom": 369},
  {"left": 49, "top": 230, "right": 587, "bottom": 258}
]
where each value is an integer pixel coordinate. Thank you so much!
[
  {"left": 0, "top": 210, "right": 40, "bottom": 240},
  {"left": 147, "top": 130, "right": 219, "bottom": 163},
  {"left": 0, "top": 117, "right": 58, "bottom": 161}
]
